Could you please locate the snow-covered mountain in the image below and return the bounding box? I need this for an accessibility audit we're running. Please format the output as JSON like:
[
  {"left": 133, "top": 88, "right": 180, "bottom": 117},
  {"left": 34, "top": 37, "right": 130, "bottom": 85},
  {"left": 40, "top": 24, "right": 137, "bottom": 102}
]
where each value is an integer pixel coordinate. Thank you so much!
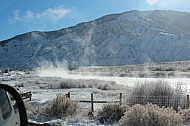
[{"left": 1, "top": 10, "right": 190, "bottom": 69}]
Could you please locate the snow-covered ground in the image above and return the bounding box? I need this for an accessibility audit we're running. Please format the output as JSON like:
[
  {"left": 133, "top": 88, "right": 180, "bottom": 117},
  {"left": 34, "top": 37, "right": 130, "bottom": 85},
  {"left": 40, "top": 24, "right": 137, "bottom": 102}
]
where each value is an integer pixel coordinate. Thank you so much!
[
  {"left": 36, "top": 67, "right": 190, "bottom": 91},
  {"left": 1, "top": 69, "right": 190, "bottom": 125}
]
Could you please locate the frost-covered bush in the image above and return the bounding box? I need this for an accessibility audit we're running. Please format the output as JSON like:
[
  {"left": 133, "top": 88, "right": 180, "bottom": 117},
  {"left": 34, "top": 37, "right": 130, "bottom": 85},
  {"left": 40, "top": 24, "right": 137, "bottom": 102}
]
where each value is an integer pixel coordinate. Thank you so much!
[
  {"left": 58, "top": 79, "right": 120, "bottom": 90},
  {"left": 131, "top": 81, "right": 174, "bottom": 97},
  {"left": 25, "top": 76, "right": 123, "bottom": 90},
  {"left": 127, "top": 81, "right": 187, "bottom": 110},
  {"left": 25, "top": 101, "right": 49, "bottom": 122},
  {"left": 44, "top": 94, "right": 78, "bottom": 118},
  {"left": 180, "top": 109, "right": 190, "bottom": 124},
  {"left": 59, "top": 79, "right": 89, "bottom": 89},
  {"left": 96, "top": 83, "right": 114, "bottom": 90},
  {"left": 96, "top": 104, "right": 127, "bottom": 124},
  {"left": 119, "top": 104, "right": 182, "bottom": 126}
]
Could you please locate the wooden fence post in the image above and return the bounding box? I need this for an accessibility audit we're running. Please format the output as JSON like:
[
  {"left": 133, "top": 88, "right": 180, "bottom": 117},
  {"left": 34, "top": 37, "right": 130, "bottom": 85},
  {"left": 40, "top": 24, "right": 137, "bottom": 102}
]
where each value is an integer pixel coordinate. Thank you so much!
[
  {"left": 68, "top": 92, "right": 70, "bottom": 98},
  {"left": 29, "top": 93, "right": 32, "bottom": 101},
  {"left": 187, "top": 95, "right": 189, "bottom": 109},
  {"left": 65, "top": 92, "right": 70, "bottom": 99},
  {"left": 138, "top": 96, "right": 141, "bottom": 104},
  {"left": 91, "top": 93, "right": 94, "bottom": 112},
  {"left": 159, "top": 96, "right": 161, "bottom": 108},
  {"left": 119, "top": 93, "right": 122, "bottom": 105}
]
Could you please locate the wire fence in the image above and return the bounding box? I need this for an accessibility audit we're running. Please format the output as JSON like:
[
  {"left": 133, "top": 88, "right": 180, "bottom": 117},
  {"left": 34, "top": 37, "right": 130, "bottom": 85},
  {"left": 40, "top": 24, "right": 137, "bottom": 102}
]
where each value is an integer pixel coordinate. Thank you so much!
[
  {"left": 125, "top": 95, "right": 189, "bottom": 111},
  {"left": 62, "top": 92, "right": 189, "bottom": 112}
]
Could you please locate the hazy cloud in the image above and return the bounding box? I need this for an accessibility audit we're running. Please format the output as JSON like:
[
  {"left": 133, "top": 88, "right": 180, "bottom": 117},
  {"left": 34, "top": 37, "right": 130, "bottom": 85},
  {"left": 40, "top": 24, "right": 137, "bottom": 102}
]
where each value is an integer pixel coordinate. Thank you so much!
[
  {"left": 157, "top": 0, "right": 185, "bottom": 8},
  {"left": 13, "top": 6, "right": 70, "bottom": 22},
  {"left": 147, "top": 0, "right": 158, "bottom": 6},
  {"left": 151, "top": 0, "right": 190, "bottom": 10},
  {"left": 36, "top": 7, "right": 70, "bottom": 21},
  {"left": 13, "top": 10, "right": 21, "bottom": 20}
]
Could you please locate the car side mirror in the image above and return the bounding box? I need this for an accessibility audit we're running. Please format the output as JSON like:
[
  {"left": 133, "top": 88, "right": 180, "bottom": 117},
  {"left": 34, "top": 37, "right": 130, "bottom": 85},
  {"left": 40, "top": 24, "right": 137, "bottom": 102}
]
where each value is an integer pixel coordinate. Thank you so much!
[{"left": 0, "top": 84, "right": 28, "bottom": 126}]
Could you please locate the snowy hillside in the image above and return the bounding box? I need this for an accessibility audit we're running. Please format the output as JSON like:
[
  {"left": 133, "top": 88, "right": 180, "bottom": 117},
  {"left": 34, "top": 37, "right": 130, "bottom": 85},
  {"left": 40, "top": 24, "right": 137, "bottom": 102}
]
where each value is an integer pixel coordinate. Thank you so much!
[{"left": 1, "top": 10, "right": 190, "bottom": 69}]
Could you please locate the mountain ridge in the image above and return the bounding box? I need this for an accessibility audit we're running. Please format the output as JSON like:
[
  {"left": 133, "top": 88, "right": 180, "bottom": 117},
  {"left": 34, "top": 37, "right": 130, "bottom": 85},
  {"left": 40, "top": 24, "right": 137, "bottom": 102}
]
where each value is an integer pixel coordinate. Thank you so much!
[{"left": 1, "top": 10, "right": 190, "bottom": 69}]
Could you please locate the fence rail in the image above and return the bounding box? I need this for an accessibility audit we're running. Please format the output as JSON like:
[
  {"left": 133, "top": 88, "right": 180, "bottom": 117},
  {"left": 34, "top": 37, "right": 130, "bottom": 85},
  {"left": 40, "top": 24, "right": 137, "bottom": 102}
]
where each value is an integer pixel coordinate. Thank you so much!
[
  {"left": 64, "top": 92, "right": 122, "bottom": 116},
  {"left": 21, "top": 91, "right": 32, "bottom": 101},
  {"left": 79, "top": 100, "right": 120, "bottom": 103}
]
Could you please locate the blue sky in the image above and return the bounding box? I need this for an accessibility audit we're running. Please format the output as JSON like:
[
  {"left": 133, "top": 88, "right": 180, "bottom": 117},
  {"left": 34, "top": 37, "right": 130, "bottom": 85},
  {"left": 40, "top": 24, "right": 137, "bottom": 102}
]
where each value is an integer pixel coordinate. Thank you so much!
[{"left": 1, "top": 0, "right": 190, "bottom": 41}]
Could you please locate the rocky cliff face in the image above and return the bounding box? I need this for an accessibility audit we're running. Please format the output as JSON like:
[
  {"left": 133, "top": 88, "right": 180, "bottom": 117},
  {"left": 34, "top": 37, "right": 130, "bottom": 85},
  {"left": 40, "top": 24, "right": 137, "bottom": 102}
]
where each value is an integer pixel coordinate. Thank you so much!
[{"left": 1, "top": 10, "right": 190, "bottom": 69}]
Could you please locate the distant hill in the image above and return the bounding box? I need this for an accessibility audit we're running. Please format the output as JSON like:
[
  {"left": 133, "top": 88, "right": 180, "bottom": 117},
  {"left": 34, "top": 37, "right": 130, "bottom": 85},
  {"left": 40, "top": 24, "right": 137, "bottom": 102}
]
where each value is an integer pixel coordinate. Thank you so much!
[{"left": 1, "top": 10, "right": 190, "bottom": 69}]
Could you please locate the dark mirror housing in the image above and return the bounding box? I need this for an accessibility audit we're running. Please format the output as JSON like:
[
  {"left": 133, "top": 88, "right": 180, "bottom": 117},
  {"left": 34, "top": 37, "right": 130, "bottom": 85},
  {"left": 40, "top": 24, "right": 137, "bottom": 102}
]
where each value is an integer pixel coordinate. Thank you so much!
[{"left": 0, "top": 84, "right": 28, "bottom": 126}]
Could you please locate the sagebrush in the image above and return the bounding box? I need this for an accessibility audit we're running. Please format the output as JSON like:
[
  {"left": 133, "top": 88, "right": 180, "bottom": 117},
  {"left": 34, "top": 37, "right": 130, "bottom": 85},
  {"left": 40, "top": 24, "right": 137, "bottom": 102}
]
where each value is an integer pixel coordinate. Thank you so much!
[
  {"left": 180, "top": 109, "right": 190, "bottom": 124},
  {"left": 44, "top": 94, "right": 78, "bottom": 118},
  {"left": 49, "top": 79, "right": 121, "bottom": 90},
  {"left": 96, "top": 104, "right": 127, "bottom": 124},
  {"left": 119, "top": 104, "right": 182, "bottom": 126}
]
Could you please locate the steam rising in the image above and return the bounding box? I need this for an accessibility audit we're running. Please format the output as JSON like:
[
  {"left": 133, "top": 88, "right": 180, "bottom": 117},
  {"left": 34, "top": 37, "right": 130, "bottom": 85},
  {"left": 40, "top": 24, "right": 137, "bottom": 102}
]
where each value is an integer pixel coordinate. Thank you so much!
[
  {"left": 35, "top": 60, "right": 69, "bottom": 77},
  {"left": 34, "top": 60, "right": 190, "bottom": 93}
]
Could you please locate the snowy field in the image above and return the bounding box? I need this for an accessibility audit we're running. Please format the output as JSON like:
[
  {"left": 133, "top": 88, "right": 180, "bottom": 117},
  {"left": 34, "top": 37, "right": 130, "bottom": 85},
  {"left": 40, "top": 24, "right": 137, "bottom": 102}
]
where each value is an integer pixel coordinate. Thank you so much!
[{"left": 1, "top": 67, "right": 190, "bottom": 125}]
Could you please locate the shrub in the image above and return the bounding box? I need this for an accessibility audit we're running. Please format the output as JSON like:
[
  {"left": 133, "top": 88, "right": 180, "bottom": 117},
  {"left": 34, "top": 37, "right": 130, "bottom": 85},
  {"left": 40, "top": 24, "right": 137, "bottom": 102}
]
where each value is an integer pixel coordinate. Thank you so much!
[
  {"left": 153, "top": 72, "right": 166, "bottom": 77},
  {"left": 44, "top": 94, "right": 78, "bottom": 118},
  {"left": 119, "top": 104, "right": 182, "bottom": 126},
  {"left": 180, "top": 109, "right": 190, "bottom": 124},
  {"left": 127, "top": 81, "right": 187, "bottom": 110},
  {"left": 168, "top": 72, "right": 175, "bottom": 77},
  {"left": 58, "top": 79, "right": 120, "bottom": 90},
  {"left": 96, "top": 104, "right": 127, "bottom": 124}
]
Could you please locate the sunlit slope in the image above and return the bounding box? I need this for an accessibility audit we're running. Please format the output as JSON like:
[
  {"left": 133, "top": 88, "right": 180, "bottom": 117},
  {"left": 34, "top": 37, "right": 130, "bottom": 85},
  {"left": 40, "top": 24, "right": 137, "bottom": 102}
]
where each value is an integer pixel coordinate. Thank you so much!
[{"left": 1, "top": 10, "right": 190, "bottom": 69}]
